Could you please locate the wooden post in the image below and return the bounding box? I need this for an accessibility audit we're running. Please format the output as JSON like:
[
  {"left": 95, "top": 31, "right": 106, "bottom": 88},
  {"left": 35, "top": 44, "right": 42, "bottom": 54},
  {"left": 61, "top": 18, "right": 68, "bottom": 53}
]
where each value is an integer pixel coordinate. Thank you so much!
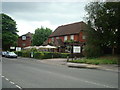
[
  {"left": 67, "top": 56, "right": 69, "bottom": 62},
  {"left": 112, "top": 46, "right": 115, "bottom": 55}
]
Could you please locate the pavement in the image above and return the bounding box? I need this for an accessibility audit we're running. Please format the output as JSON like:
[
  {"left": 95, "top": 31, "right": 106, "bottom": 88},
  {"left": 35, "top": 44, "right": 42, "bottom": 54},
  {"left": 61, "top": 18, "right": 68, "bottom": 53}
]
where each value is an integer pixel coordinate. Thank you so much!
[{"left": 40, "top": 58, "right": 119, "bottom": 72}]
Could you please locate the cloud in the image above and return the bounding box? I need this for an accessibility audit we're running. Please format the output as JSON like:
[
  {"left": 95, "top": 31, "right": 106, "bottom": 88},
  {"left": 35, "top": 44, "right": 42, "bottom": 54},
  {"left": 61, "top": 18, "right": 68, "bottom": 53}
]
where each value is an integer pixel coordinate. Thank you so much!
[
  {"left": 2, "top": 2, "right": 88, "bottom": 35},
  {"left": 3, "top": 0, "right": 91, "bottom": 2},
  {"left": 17, "top": 20, "right": 58, "bottom": 36}
]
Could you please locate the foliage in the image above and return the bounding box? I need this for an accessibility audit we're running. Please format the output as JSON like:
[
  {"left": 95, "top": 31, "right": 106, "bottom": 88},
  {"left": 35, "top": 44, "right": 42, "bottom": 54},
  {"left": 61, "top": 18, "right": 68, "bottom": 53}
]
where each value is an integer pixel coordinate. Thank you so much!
[
  {"left": 1, "top": 13, "right": 18, "bottom": 50},
  {"left": 32, "top": 27, "right": 52, "bottom": 46},
  {"left": 15, "top": 50, "right": 74, "bottom": 59},
  {"left": 23, "top": 48, "right": 38, "bottom": 52},
  {"left": 14, "top": 51, "right": 22, "bottom": 56},
  {"left": 85, "top": 2, "right": 120, "bottom": 56},
  {"left": 22, "top": 51, "right": 31, "bottom": 57},
  {"left": 84, "top": 45, "right": 103, "bottom": 58},
  {"left": 61, "top": 53, "right": 70, "bottom": 58},
  {"left": 69, "top": 55, "right": 118, "bottom": 65},
  {"left": 34, "top": 52, "right": 44, "bottom": 59},
  {"left": 84, "top": 21, "right": 103, "bottom": 58},
  {"left": 65, "top": 39, "right": 75, "bottom": 43}
]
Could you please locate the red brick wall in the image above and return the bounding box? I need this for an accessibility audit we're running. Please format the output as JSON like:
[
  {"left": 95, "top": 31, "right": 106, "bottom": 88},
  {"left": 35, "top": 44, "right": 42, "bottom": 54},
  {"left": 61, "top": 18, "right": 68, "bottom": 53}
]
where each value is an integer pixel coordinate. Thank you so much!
[
  {"left": 79, "top": 32, "right": 86, "bottom": 42},
  {"left": 74, "top": 34, "right": 79, "bottom": 41},
  {"left": 48, "top": 38, "right": 52, "bottom": 43},
  {"left": 59, "top": 36, "right": 64, "bottom": 42},
  {"left": 67, "top": 35, "right": 70, "bottom": 40},
  {"left": 48, "top": 32, "right": 86, "bottom": 43},
  {"left": 18, "top": 37, "right": 32, "bottom": 48}
]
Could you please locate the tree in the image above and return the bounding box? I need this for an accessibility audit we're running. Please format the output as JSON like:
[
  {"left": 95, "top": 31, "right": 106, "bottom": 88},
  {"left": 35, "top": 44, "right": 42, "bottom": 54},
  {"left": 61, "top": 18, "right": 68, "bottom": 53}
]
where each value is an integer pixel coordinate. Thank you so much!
[
  {"left": 84, "top": 21, "right": 103, "bottom": 58},
  {"left": 32, "top": 27, "right": 52, "bottom": 46},
  {"left": 1, "top": 13, "right": 18, "bottom": 51},
  {"left": 85, "top": 2, "right": 120, "bottom": 56}
]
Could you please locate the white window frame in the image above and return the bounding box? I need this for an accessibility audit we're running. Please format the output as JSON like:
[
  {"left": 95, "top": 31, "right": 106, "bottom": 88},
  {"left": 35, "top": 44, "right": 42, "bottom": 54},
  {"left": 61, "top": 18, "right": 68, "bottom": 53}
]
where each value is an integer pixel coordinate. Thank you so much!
[
  {"left": 70, "top": 35, "right": 74, "bottom": 40},
  {"left": 22, "top": 36, "right": 26, "bottom": 40},
  {"left": 82, "top": 35, "right": 86, "bottom": 39},
  {"left": 64, "top": 36, "right": 67, "bottom": 41},
  {"left": 56, "top": 37, "right": 59, "bottom": 39},
  {"left": 52, "top": 37, "right": 54, "bottom": 41}
]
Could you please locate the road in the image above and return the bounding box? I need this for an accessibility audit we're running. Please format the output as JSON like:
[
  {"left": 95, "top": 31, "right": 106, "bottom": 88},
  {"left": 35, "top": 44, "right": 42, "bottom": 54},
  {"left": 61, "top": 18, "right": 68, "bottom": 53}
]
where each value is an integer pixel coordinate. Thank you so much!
[{"left": 2, "top": 57, "right": 118, "bottom": 88}]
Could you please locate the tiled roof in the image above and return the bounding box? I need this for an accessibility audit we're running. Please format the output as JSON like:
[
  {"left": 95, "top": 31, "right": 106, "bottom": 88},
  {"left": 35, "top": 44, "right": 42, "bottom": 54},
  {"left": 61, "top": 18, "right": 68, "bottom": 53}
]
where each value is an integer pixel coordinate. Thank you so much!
[
  {"left": 49, "top": 21, "right": 87, "bottom": 37},
  {"left": 19, "top": 32, "right": 33, "bottom": 38}
]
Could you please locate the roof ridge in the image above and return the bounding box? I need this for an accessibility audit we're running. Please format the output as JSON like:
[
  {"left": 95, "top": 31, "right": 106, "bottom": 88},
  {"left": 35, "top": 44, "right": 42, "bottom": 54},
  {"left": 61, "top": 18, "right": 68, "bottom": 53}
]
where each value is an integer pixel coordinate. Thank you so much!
[{"left": 59, "top": 21, "right": 85, "bottom": 27}]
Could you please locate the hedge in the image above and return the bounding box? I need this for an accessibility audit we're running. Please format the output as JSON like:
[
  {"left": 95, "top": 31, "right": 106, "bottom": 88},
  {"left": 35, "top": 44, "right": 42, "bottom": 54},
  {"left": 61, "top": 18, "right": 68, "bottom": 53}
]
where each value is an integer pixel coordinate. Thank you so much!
[
  {"left": 34, "top": 52, "right": 44, "bottom": 59},
  {"left": 14, "top": 51, "right": 84, "bottom": 59},
  {"left": 61, "top": 53, "right": 70, "bottom": 58}
]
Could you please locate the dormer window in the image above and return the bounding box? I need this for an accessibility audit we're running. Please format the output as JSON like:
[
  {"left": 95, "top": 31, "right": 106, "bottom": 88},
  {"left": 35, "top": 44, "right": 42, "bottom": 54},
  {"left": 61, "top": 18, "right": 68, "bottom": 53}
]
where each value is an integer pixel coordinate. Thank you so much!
[{"left": 22, "top": 36, "right": 26, "bottom": 40}]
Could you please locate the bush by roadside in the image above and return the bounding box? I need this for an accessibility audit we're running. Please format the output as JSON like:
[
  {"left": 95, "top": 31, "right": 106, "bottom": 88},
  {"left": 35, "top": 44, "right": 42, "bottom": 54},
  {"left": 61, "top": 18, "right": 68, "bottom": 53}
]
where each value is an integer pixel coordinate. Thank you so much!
[
  {"left": 69, "top": 55, "right": 118, "bottom": 65},
  {"left": 14, "top": 51, "right": 75, "bottom": 59}
]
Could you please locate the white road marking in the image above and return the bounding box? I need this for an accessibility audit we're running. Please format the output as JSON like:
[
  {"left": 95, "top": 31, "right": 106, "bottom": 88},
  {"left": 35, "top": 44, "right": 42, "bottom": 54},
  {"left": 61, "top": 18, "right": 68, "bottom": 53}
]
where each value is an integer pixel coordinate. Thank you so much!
[
  {"left": 83, "top": 80, "right": 115, "bottom": 88},
  {"left": 1, "top": 76, "right": 5, "bottom": 78},
  {"left": 2, "top": 75, "right": 22, "bottom": 89},
  {"left": 5, "top": 78, "right": 9, "bottom": 81},
  {"left": 15, "top": 85, "right": 22, "bottom": 89},
  {"left": 10, "top": 81, "right": 15, "bottom": 84}
]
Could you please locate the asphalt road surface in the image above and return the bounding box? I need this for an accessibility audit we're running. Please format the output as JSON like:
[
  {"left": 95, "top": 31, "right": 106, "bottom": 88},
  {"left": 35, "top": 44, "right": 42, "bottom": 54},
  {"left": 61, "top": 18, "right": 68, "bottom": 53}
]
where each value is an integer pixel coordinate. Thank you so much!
[{"left": 2, "top": 57, "right": 118, "bottom": 88}]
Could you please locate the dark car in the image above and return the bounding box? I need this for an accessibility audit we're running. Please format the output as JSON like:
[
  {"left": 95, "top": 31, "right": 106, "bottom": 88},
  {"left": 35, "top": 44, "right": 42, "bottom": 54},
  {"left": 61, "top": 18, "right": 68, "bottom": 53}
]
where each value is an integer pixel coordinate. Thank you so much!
[
  {"left": 5, "top": 52, "right": 17, "bottom": 58},
  {"left": 2, "top": 51, "right": 7, "bottom": 57}
]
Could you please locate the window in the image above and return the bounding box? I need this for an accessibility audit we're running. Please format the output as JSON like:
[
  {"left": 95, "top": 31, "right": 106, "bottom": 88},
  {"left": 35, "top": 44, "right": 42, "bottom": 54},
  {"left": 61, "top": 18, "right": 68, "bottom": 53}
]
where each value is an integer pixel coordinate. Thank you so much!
[
  {"left": 52, "top": 37, "right": 54, "bottom": 41},
  {"left": 22, "top": 43, "right": 26, "bottom": 46},
  {"left": 56, "top": 37, "right": 59, "bottom": 39},
  {"left": 70, "top": 35, "right": 74, "bottom": 40},
  {"left": 22, "top": 36, "right": 26, "bottom": 40},
  {"left": 64, "top": 36, "right": 67, "bottom": 41},
  {"left": 82, "top": 35, "right": 86, "bottom": 39}
]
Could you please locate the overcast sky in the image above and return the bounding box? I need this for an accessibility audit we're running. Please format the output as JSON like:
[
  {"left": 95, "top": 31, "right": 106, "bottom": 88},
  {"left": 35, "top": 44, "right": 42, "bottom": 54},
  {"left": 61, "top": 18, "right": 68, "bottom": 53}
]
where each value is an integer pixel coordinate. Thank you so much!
[{"left": 2, "top": 1, "right": 89, "bottom": 36}]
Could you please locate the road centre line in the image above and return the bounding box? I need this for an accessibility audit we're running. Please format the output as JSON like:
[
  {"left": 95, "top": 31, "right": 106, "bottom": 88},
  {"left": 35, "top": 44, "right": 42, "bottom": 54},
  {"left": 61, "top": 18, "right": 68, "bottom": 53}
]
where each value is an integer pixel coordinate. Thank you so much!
[
  {"left": 82, "top": 80, "right": 115, "bottom": 88},
  {"left": 5, "top": 78, "right": 9, "bottom": 81},
  {"left": 15, "top": 85, "right": 22, "bottom": 89},
  {"left": 10, "top": 81, "right": 15, "bottom": 84},
  {"left": 1, "top": 75, "right": 22, "bottom": 89},
  {"left": 1, "top": 76, "right": 5, "bottom": 78}
]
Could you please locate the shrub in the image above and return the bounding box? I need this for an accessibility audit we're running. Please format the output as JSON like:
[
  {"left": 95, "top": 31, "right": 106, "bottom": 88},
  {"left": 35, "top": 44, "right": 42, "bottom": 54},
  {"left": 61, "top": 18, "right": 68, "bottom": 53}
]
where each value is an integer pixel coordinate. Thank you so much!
[
  {"left": 52, "top": 52, "right": 61, "bottom": 58},
  {"left": 34, "top": 52, "right": 44, "bottom": 59},
  {"left": 23, "top": 48, "right": 38, "bottom": 52},
  {"left": 60, "top": 53, "right": 70, "bottom": 58},
  {"left": 22, "top": 51, "right": 31, "bottom": 57},
  {"left": 84, "top": 45, "right": 103, "bottom": 58},
  {"left": 14, "top": 51, "right": 22, "bottom": 56},
  {"left": 43, "top": 52, "right": 53, "bottom": 59}
]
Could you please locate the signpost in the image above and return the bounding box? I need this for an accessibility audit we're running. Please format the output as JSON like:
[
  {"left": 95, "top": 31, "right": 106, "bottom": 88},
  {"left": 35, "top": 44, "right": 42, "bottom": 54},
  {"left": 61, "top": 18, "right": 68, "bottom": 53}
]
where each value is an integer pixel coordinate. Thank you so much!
[
  {"left": 10, "top": 47, "right": 15, "bottom": 51},
  {"left": 10, "top": 47, "right": 15, "bottom": 49},
  {"left": 16, "top": 47, "right": 21, "bottom": 51},
  {"left": 73, "top": 46, "right": 81, "bottom": 53}
]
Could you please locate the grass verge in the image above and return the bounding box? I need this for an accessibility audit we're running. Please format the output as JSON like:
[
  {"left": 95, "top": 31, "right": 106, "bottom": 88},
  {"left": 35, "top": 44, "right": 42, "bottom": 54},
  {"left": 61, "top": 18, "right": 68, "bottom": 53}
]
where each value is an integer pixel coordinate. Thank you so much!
[{"left": 69, "top": 55, "right": 119, "bottom": 65}]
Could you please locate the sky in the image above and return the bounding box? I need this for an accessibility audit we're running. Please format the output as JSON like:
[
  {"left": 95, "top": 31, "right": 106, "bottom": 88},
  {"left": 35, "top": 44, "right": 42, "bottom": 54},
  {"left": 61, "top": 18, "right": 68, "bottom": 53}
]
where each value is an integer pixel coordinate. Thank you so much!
[{"left": 2, "top": 0, "right": 90, "bottom": 36}]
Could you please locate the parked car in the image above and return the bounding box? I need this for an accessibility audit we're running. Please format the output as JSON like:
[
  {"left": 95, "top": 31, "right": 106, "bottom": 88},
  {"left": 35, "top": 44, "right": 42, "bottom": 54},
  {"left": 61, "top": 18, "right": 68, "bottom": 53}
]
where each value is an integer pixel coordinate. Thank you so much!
[
  {"left": 5, "top": 52, "right": 17, "bottom": 58},
  {"left": 2, "top": 51, "right": 7, "bottom": 57}
]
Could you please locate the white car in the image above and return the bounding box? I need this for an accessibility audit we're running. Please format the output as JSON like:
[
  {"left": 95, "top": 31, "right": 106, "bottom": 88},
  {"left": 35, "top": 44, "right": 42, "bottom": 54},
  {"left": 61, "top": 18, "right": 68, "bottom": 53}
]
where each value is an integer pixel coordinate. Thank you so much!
[
  {"left": 2, "top": 51, "right": 7, "bottom": 57},
  {"left": 5, "top": 52, "right": 17, "bottom": 58}
]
